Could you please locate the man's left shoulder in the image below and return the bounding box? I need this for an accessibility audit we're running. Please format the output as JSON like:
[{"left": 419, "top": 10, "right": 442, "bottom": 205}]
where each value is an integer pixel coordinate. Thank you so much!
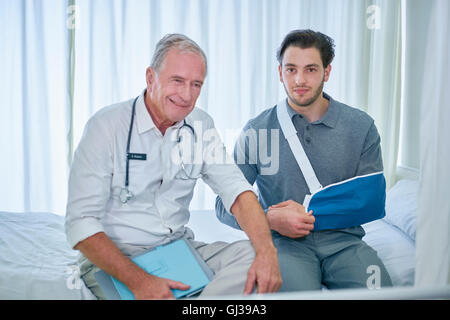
[{"left": 334, "top": 99, "right": 375, "bottom": 127}]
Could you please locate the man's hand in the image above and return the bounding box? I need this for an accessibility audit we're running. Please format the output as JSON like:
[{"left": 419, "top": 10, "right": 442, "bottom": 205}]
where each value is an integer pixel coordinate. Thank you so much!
[
  {"left": 75, "top": 232, "right": 190, "bottom": 300},
  {"left": 130, "top": 273, "right": 190, "bottom": 300},
  {"left": 230, "top": 191, "right": 282, "bottom": 294},
  {"left": 267, "top": 200, "right": 315, "bottom": 238},
  {"left": 243, "top": 246, "right": 281, "bottom": 294}
]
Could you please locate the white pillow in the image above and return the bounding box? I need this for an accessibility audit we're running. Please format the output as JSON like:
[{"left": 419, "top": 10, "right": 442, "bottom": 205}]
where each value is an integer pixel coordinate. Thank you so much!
[
  {"left": 363, "top": 219, "right": 415, "bottom": 286},
  {"left": 384, "top": 179, "right": 419, "bottom": 241}
]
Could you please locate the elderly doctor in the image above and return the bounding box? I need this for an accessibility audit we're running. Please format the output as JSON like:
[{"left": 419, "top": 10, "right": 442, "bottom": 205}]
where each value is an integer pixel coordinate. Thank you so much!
[{"left": 65, "top": 34, "right": 281, "bottom": 300}]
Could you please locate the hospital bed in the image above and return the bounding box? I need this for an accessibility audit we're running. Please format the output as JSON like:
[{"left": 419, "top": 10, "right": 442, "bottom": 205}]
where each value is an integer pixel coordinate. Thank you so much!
[{"left": 0, "top": 173, "right": 441, "bottom": 300}]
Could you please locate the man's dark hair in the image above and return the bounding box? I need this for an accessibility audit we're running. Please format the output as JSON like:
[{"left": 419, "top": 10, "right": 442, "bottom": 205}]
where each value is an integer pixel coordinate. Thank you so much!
[{"left": 276, "top": 29, "right": 335, "bottom": 68}]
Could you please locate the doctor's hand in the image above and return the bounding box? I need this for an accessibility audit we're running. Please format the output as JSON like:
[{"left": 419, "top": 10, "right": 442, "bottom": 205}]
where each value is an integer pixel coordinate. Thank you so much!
[
  {"left": 267, "top": 200, "right": 314, "bottom": 238},
  {"left": 244, "top": 245, "right": 282, "bottom": 295},
  {"left": 130, "top": 273, "right": 190, "bottom": 300}
]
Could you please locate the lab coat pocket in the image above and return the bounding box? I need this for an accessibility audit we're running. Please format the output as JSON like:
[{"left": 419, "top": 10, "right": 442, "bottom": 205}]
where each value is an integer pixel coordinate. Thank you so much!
[{"left": 128, "top": 160, "right": 155, "bottom": 190}]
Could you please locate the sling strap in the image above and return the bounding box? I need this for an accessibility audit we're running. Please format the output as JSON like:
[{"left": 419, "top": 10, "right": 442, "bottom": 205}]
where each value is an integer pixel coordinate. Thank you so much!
[{"left": 276, "top": 100, "right": 322, "bottom": 205}]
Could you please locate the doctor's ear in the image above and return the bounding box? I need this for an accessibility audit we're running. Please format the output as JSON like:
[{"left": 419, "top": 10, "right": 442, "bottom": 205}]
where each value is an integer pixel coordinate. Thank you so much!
[{"left": 146, "top": 67, "right": 156, "bottom": 89}]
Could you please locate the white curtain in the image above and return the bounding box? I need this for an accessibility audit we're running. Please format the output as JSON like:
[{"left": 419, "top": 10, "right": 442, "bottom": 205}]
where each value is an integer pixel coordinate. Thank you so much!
[
  {"left": 399, "top": 0, "right": 432, "bottom": 171},
  {"left": 414, "top": 0, "right": 450, "bottom": 287},
  {"left": 1, "top": 0, "right": 403, "bottom": 213},
  {"left": 363, "top": 0, "right": 402, "bottom": 188},
  {"left": 0, "top": 0, "right": 70, "bottom": 214}
]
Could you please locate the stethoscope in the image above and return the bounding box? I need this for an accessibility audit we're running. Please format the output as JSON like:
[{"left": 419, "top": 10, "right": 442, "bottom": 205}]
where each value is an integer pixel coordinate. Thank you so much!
[{"left": 120, "top": 95, "right": 199, "bottom": 204}]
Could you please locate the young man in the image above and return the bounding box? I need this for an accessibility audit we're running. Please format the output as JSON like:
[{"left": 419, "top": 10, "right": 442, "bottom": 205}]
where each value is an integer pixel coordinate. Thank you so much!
[
  {"left": 65, "top": 34, "right": 281, "bottom": 299},
  {"left": 216, "top": 29, "right": 392, "bottom": 291}
]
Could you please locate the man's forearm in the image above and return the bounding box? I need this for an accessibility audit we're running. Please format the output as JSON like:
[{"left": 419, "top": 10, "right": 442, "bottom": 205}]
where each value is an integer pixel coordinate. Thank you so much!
[
  {"left": 74, "top": 232, "right": 148, "bottom": 292},
  {"left": 230, "top": 191, "right": 276, "bottom": 253},
  {"left": 230, "top": 191, "right": 282, "bottom": 293}
]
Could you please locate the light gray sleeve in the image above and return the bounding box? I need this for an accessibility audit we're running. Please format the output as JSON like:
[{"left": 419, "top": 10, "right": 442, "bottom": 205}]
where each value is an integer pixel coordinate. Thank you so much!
[
  {"left": 65, "top": 116, "right": 113, "bottom": 248},
  {"left": 215, "top": 124, "right": 259, "bottom": 230},
  {"left": 198, "top": 115, "right": 255, "bottom": 214}
]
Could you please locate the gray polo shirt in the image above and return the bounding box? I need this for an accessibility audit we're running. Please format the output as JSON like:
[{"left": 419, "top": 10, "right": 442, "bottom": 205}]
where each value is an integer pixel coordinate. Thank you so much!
[{"left": 215, "top": 92, "right": 383, "bottom": 229}]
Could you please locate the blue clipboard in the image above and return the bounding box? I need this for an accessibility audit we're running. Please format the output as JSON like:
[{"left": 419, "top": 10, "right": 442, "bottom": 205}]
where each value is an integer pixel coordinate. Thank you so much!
[{"left": 94, "top": 238, "right": 214, "bottom": 300}]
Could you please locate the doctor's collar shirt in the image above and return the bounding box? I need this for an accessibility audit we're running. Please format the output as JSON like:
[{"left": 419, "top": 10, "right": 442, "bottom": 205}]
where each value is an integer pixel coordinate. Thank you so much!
[{"left": 65, "top": 91, "right": 253, "bottom": 255}]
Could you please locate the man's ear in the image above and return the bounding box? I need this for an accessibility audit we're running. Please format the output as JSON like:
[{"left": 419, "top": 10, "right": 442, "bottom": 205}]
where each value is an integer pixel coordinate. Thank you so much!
[
  {"left": 146, "top": 67, "right": 156, "bottom": 92},
  {"left": 324, "top": 64, "right": 332, "bottom": 82},
  {"left": 278, "top": 64, "right": 283, "bottom": 83}
]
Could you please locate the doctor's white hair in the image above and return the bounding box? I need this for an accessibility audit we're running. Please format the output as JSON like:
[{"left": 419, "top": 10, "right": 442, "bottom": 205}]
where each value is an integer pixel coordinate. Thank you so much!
[{"left": 150, "top": 33, "right": 208, "bottom": 76}]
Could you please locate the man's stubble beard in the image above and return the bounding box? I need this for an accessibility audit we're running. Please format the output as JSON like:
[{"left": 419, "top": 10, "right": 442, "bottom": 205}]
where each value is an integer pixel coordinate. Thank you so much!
[{"left": 284, "top": 77, "right": 325, "bottom": 109}]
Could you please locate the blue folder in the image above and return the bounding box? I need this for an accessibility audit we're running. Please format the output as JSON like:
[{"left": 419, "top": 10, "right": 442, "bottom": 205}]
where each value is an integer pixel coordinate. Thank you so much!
[
  {"left": 94, "top": 238, "right": 214, "bottom": 300},
  {"left": 306, "top": 172, "right": 386, "bottom": 230}
]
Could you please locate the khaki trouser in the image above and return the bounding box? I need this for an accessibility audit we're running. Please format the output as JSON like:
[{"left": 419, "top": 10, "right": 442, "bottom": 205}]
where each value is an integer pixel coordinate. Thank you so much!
[{"left": 79, "top": 235, "right": 255, "bottom": 299}]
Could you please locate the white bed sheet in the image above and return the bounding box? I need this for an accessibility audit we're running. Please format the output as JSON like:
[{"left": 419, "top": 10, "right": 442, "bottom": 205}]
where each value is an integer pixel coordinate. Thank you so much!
[
  {"left": 187, "top": 210, "right": 248, "bottom": 243},
  {"left": 0, "top": 209, "right": 415, "bottom": 300},
  {"left": 0, "top": 211, "right": 96, "bottom": 300}
]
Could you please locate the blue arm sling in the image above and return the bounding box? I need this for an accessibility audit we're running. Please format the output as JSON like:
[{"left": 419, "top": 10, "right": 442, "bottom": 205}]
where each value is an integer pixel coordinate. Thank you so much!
[
  {"left": 276, "top": 100, "right": 385, "bottom": 231},
  {"left": 305, "top": 172, "right": 386, "bottom": 230}
]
